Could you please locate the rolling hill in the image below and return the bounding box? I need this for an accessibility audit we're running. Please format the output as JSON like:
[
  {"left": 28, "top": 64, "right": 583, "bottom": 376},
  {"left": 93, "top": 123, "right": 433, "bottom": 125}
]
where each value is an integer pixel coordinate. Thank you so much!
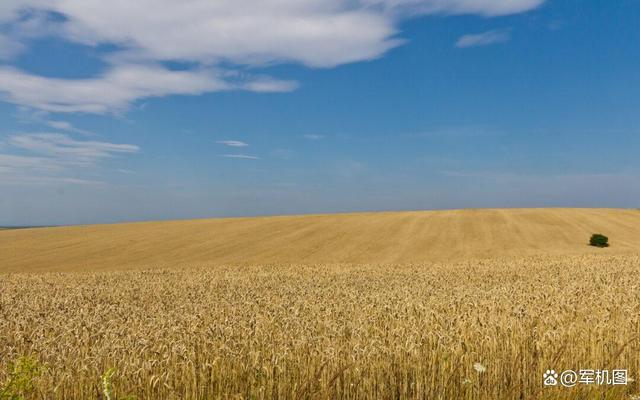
[{"left": 1, "top": 208, "right": 640, "bottom": 273}]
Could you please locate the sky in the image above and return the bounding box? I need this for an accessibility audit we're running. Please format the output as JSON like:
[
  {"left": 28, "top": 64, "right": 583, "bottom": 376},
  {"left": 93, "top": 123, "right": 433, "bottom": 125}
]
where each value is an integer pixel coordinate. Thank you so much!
[{"left": 1, "top": 0, "right": 639, "bottom": 226}]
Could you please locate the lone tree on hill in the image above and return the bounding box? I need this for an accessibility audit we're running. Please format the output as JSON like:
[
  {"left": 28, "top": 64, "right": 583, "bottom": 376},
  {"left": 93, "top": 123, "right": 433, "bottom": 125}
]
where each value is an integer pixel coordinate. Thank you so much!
[{"left": 589, "top": 233, "right": 609, "bottom": 248}]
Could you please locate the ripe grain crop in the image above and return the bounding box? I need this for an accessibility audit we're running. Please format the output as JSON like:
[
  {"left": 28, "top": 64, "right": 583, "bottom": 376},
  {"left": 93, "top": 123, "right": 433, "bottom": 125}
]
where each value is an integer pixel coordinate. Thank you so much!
[
  {"left": 2, "top": 254, "right": 640, "bottom": 399},
  {"left": 3, "top": 208, "right": 640, "bottom": 273}
]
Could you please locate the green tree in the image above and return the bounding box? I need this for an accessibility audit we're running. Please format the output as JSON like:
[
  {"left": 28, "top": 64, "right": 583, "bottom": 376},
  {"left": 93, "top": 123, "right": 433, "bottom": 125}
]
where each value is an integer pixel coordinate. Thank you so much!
[{"left": 589, "top": 233, "right": 609, "bottom": 248}]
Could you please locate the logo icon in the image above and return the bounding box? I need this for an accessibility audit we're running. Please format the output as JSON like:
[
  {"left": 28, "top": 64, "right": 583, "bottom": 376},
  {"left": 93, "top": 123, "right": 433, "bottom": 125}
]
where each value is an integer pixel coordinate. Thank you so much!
[{"left": 543, "top": 370, "right": 558, "bottom": 386}]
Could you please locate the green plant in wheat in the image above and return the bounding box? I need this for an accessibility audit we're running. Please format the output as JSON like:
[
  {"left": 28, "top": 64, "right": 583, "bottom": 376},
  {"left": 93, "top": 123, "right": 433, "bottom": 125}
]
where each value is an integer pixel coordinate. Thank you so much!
[
  {"left": 100, "top": 368, "right": 136, "bottom": 400},
  {"left": 0, "top": 357, "right": 42, "bottom": 400}
]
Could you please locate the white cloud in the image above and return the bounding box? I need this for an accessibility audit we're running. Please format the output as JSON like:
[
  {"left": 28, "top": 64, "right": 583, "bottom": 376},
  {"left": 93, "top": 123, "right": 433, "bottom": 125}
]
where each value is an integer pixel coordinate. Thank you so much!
[
  {"left": 45, "top": 120, "right": 94, "bottom": 136},
  {"left": 0, "top": 65, "right": 230, "bottom": 113},
  {"left": 0, "top": 65, "right": 296, "bottom": 113},
  {"left": 241, "top": 77, "right": 299, "bottom": 93},
  {"left": 0, "top": 153, "right": 65, "bottom": 173},
  {"left": 366, "top": 0, "right": 544, "bottom": 17},
  {"left": 456, "top": 29, "right": 511, "bottom": 48},
  {"left": 216, "top": 140, "right": 249, "bottom": 147},
  {"left": 303, "top": 134, "right": 325, "bottom": 140},
  {"left": 5, "top": 1, "right": 544, "bottom": 65},
  {"left": 8, "top": 133, "right": 138, "bottom": 162},
  {"left": 11, "top": 107, "right": 96, "bottom": 135},
  {"left": 0, "top": 132, "right": 139, "bottom": 185},
  {"left": 221, "top": 154, "right": 260, "bottom": 160},
  {"left": 45, "top": 120, "right": 74, "bottom": 131},
  {"left": 0, "top": 1, "right": 28, "bottom": 21},
  {"left": 41, "top": 0, "right": 400, "bottom": 68},
  {"left": 0, "top": 175, "right": 105, "bottom": 186},
  {"left": 0, "top": 33, "right": 24, "bottom": 60},
  {"left": 0, "top": 0, "right": 544, "bottom": 113}
]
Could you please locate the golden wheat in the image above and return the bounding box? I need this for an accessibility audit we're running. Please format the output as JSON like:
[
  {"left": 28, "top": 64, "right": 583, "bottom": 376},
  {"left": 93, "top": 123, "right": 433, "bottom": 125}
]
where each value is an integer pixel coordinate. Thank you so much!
[
  {"left": 2, "top": 208, "right": 640, "bottom": 273},
  {"left": 1, "top": 254, "right": 640, "bottom": 399}
]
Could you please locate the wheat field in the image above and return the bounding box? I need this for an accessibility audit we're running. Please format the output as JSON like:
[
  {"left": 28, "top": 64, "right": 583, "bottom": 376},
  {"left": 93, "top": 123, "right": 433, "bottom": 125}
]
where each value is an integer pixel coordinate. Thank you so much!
[
  {"left": 2, "top": 208, "right": 640, "bottom": 273},
  {"left": 1, "top": 209, "right": 640, "bottom": 399}
]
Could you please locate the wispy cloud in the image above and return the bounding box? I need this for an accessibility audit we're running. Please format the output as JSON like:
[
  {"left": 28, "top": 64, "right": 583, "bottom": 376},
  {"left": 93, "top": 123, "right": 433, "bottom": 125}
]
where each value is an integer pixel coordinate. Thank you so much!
[
  {"left": 241, "top": 77, "right": 299, "bottom": 93},
  {"left": 0, "top": 175, "right": 106, "bottom": 186},
  {"left": 455, "top": 29, "right": 511, "bottom": 48},
  {"left": 0, "top": 65, "right": 296, "bottom": 113},
  {"left": 45, "top": 120, "right": 94, "bottom": 136},
  {"left": 221, "top": 154, "right": 260, "bottom": 160},
  {"left": 216, "top": 140, "right": 249, "bottom": 147},
  {"left": 0, "top": 153, "right": 65, "bottom": 173},
  {"left": 0, "top": 133, "right": 139, "bottom": 185},
  {"left": 8, "top": 133, "right": 138, "bottom": 162},
  {"left": 0, "top": 65, "right": 225, "bottom": 114},
  {"left": 13, "top": 107, "right": 96, "bottom": 135},
  {"left": 0, "top": 33, "right": 24, "bottom": 60}
]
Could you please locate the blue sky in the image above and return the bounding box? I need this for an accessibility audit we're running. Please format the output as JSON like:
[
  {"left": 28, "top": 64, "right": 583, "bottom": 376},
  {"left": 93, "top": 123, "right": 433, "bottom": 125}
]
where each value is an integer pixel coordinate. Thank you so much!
[{"left": 1, "top": 0, "right": 639, "bottom": 225}]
